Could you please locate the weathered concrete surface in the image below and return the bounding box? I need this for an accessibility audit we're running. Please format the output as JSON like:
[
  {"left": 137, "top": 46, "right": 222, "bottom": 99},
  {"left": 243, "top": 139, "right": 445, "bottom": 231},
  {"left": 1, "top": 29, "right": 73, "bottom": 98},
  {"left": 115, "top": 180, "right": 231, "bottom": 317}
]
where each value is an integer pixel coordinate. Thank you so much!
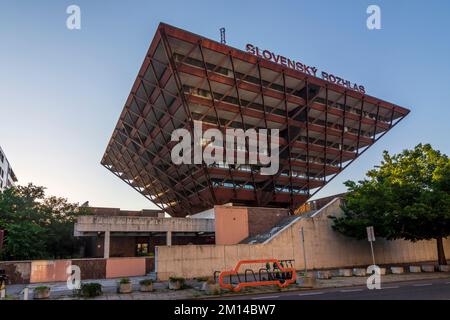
[
  {"left": 409, "top": 266, "right": 422, "bottom": 273},
  {"left": 339, "top": 269, "right": 353, "bottom": 277},
  {"left": 315, "top": 271, "right": 332, "bottom": 279},
  {"left": 74, "top": 216, "right": 214, "bottom": 234},
  {"left": 421, "top": 265, "right": 435, "bottom": 272},
  {"left": 155, "top": 198, "right": 450, "bottom": 281},
  {"left": 390, "top": 267, "right": 405, "bottom": 274},
  {"left": 214, "top": 206, "right": 249, "bottom": 245},
  {"left": 439, "top": 265, "right": 450, "bottom": 272},
  {"left": 296, "top": 276, "right": 316, "bottom": 288},
  {"left": 352, "top": 268, "right": 367, "bottom": 277},
  {"left": 0, "top": 261, "right": 31, "bottom": 284}
]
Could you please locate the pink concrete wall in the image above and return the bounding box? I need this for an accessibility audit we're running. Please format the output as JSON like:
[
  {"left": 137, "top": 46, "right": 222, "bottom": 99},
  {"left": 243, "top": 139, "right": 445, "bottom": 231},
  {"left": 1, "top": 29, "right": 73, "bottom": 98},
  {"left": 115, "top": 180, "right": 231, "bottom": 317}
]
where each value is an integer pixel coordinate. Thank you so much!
[
  {"left": 105, "top": 257, "right": 147, "bottom": 278},
  {"left": 30, "top": 260, "right": 71, "bottom": 283},
  {"left": 214, "top": 206, "right": 249, "bottom": 245}
]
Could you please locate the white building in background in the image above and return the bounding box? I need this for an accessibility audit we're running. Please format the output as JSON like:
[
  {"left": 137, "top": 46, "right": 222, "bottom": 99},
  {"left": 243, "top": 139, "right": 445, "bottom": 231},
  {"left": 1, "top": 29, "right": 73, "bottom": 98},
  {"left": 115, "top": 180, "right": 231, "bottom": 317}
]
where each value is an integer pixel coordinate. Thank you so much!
[{"left": 0, "top": 145, "right": 17, "bottom": 192}]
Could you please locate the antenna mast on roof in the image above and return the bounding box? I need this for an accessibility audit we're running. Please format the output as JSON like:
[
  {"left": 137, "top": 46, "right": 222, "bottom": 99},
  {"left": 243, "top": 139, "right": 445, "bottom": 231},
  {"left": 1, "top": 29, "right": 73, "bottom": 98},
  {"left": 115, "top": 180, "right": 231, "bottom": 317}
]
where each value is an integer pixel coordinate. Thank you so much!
[{"left": 220, "top": 27, "right": 226, "bottom": 44}]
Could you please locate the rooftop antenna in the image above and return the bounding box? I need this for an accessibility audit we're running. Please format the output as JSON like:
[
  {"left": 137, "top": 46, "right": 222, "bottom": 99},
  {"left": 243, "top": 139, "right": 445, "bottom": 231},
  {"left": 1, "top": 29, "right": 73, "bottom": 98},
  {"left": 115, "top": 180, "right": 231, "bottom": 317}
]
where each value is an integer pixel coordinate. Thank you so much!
[{"left": 220, "top": 27, "right": 226, "bottom": 44}]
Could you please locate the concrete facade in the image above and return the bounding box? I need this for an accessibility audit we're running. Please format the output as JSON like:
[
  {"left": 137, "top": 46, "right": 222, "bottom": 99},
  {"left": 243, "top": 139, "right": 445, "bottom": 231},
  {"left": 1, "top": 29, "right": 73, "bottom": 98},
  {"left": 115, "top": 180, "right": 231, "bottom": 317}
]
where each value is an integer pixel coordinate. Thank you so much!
[
  {"left": 214, "top": 206, "right": 290, "bottom": 244},
  {"left": 155, "top": 198, "right": 450, "bottom": 280},
  {"left": 75, "top": 215, "right": 215, "bottom": 258},
  {"left": 214, "top": 207, "right": 249, "bottom": 245},
  {"left": 74, "top": 215, "right": 215, "bottom": 234},
  {"left": 0, "top": 145, "right": 17, "bottom": 192}
]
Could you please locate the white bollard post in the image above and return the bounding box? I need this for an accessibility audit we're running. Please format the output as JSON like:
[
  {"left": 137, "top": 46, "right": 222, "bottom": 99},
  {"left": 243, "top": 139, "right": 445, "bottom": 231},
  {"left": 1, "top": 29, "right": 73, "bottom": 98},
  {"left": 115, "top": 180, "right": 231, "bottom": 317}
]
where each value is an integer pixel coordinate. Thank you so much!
[{"left": 23, "top": 287, "right": 29, "bottom": 300}]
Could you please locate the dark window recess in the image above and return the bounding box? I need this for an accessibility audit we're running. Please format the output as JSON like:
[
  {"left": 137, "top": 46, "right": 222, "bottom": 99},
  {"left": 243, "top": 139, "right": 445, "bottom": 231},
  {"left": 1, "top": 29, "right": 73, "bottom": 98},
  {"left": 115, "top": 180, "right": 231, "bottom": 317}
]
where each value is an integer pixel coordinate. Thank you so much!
[{"left": 136, "top": 242, "right": 149, "bottom": 256}]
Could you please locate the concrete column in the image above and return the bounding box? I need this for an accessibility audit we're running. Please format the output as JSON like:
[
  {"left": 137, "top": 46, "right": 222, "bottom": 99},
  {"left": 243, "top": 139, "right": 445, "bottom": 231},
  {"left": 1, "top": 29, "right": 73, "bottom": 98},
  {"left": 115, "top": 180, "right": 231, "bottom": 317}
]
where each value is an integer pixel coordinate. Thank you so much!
[
  {"left": 104, "top": 230, "right": 110, "bottom": 259},
  {"left": 166, "top": 230, "right": 172, "bottom": 246}
]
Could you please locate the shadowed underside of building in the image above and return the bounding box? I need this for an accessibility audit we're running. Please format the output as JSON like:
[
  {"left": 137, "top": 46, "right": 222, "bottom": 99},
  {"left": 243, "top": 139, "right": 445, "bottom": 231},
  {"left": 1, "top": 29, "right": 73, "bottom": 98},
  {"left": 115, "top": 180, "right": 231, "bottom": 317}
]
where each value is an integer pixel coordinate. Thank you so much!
[{"left": 101, "top": 23, "right": 410, "bottom": 217}]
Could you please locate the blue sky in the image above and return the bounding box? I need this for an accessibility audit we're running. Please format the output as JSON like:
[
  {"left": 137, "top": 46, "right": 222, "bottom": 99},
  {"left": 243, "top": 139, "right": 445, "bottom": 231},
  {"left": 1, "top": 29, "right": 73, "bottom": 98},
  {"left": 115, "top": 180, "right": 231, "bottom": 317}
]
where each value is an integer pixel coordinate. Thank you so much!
[{"left": 0, "top": 0, "right": 449, "bottom": 210}]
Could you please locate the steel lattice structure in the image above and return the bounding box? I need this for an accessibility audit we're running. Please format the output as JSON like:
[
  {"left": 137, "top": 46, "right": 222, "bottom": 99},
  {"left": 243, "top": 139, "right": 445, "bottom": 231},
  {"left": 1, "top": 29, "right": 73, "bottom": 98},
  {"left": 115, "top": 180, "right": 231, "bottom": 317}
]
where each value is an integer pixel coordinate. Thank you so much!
[{"left": 101, "top": 23, "right": 410, "bottom": 217}]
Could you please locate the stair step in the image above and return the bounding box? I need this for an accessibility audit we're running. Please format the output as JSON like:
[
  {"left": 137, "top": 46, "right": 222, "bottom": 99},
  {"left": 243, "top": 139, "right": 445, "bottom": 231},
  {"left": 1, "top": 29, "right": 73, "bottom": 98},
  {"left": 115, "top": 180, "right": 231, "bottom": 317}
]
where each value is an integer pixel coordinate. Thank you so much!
[{"left": 240, "top": 214, "right": 308, "bottom": 244}]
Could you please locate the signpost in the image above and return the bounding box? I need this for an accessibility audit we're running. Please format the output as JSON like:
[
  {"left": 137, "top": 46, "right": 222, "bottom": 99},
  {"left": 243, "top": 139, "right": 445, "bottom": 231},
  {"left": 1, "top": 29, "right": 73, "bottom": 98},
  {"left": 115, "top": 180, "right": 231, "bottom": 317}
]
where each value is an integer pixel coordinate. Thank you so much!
[
  {"left": 0, "top": 230, "right": 4, "bottom": 251},
  {"left": 301, "top": 227, "right": 307, "bottom": 276},
  {"left": 366, "top": 226, "right": 376, "bottom": 266}
]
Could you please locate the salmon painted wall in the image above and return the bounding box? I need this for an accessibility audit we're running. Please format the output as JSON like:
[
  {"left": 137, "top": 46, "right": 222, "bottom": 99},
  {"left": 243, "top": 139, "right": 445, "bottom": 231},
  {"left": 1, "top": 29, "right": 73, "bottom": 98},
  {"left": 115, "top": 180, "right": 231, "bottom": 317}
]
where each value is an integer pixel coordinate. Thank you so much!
[
  {"left": 30, "top": 260, "right": 71, "bottom": 283},
  {"left": 214, "top": 206, "right": 249, "bottom": 245},
  {"left": 105, "top": 257, "right": 147, "bottom": 278}
]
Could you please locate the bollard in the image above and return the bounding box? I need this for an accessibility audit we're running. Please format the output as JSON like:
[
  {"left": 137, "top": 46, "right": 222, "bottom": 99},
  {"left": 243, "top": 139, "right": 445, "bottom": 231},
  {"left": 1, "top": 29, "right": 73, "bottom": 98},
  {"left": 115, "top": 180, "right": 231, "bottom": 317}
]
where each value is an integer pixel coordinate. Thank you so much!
[
  {"left": 315, "top": 271, "right": 332, "bottom": 279},
  {"left": 421, "top": 265, "right": 435, "bottom": 273},
  {"left": 390, "top": 267, "right": 405, "bottom": 274},
  {"left": 439, "top": 265, "right": 450, "bottom": 272},
  {"left": 409, "top": 266, "right": 421, "bottom": 273},
  {"left": 0, "top": 289, "right": 5, "bottom": 299},
  {"left": 23, "top": 287, "right": 29, "bottom": 300},
  {"left": 338, "top": 269, "right": 353, "bottom": 277},
  {"left": 352, "top": 268, "right": 367, "bottom": 277}
]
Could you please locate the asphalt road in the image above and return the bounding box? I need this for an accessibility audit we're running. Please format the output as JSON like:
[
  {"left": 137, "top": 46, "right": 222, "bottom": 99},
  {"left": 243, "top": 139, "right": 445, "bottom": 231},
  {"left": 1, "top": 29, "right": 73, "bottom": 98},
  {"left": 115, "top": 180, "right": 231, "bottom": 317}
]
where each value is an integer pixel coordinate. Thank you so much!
[{"left": 219, "top": 278, "right": 450, "bottom": 300}]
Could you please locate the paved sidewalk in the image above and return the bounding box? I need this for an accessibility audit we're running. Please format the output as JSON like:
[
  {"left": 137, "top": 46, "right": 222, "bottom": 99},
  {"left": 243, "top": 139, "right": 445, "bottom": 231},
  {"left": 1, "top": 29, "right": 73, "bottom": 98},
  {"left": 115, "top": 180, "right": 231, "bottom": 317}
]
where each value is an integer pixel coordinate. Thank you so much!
[
  {"left": 3, "top": 272, "right": 449, "bottom": 300},
  {"left": 315, "top": 272, "right": 450, "bottom": 289}
]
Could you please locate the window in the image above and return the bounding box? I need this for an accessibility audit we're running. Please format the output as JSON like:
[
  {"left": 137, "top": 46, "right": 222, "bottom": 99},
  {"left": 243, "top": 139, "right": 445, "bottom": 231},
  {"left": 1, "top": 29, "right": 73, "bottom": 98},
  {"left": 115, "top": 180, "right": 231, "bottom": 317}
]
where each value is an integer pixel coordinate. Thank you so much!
[{"left": 136, "top": 242, "right": 149, "bottom": 256}]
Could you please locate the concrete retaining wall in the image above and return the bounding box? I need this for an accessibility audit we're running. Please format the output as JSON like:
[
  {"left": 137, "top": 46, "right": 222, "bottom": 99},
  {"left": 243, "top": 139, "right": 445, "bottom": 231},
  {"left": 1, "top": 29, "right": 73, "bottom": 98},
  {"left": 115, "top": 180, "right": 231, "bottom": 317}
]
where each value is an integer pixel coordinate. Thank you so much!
[
  {"left": 0, "top": 261, "right": 31, "bottom": 284},
  {"left": 156, "top": 199, "right": 450, "bottom": 280}
]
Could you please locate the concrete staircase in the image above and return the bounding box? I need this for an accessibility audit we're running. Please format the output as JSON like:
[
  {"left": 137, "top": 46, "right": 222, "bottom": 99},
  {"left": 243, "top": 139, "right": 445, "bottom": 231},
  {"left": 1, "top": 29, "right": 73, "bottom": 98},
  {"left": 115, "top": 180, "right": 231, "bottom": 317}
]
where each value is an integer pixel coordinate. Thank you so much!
[{"left": 240, "top": 212, "right": 315, "bottom": 244}]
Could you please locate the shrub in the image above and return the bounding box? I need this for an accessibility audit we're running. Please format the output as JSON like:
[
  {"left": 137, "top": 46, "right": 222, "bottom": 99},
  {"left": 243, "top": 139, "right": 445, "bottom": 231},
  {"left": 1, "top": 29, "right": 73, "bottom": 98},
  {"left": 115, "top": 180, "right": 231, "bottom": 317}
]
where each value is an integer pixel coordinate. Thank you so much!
[
  {"left": 34, "top": 286, "right": 50, "bottom": 291},
  {"left": 119, "top": 278, "right": 130, "bottom": 284},
  {"left": 169, "top": 276, "right": 185, "bottom": 283},
  {"left": 139, "top": 279, "right": 153, "bottom": 286},
  {"left": 78, "top": 283, "right": 102, "bottom": 298}
]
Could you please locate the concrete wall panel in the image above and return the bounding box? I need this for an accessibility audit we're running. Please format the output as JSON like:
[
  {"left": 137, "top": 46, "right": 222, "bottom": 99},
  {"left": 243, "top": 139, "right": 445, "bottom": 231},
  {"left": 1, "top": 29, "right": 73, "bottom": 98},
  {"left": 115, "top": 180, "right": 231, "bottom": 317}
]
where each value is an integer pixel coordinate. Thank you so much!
[
  {"left": 105, "top": 257, "right": 146, "bottom": 279},
  {"left": 30, "top": 260, "right": 71, "bottom": 283},
  {"left": 215, "top": 207, "right": 249, "bottom": 245}
]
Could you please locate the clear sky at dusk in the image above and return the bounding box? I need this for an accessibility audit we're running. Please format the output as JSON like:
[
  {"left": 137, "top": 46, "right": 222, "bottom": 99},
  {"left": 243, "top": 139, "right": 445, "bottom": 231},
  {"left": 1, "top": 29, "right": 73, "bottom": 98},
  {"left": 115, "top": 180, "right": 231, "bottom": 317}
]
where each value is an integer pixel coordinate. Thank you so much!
[{"left": 1, "top": 0, "right": 449, "bottom": 210}]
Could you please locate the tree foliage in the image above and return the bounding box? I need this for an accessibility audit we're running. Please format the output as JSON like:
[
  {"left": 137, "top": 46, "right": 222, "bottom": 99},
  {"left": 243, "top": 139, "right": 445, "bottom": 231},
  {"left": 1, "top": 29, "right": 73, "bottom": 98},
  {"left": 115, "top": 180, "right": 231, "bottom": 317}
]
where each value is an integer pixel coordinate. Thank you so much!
[
  {"left": 331, "top": 144, "right": 450, "bottom": 264},
  {"left": 0, "top": 183, "right": 91, "bottom": 260}
]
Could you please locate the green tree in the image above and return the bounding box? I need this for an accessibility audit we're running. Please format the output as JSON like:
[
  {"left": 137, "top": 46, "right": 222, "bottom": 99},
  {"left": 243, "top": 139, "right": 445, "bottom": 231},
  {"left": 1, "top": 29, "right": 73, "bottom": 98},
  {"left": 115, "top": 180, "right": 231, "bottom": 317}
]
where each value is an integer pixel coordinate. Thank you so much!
[
  {"left": 0, "top": 183, "right": 90, "bottom": 260},
  {"left": 331, "top": 144, "right": 450, "bottom": 265}
]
